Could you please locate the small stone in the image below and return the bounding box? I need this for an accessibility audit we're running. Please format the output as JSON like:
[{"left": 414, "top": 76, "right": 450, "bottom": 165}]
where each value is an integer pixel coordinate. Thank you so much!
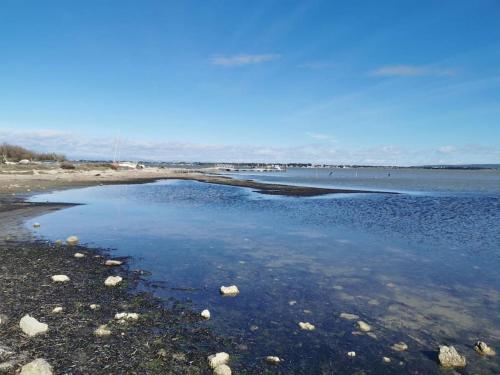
[
  {"left": 391, "top": 342, "right": 408, "bottom": 352},
  {"left": 265, "top": 356, "right": 281, "bottom": 364},
  {"left": 19, "top": 315, "right": 49, "bottom": 337},
  {"left": 357, "top": 321, "right": 371, "bottom": 332},
  {"left": 74, "top": 253, "right": 85, "bottom": 258},
  {"left": 51, "top": 275, "right": 70, "bottom": 283},
  {"left": 201, "top": 309, "right": 211, "bottom": 319},
  {"left": 340, "top": 313, "right": 359, "bottom": 320},
  {"left": 66, "top": 236, "right": 79, "bottom": 246},
  {"left": 298, "top": 322, "right": 315, "bottom": 331},
  {"left": 383, "top": 356, "right": 391, "bottom": 363},
  {"left": 89, "top": 304, "right": 100, "bottom": 310},
  {"left": 94, "top": 324, "right": 111, "bottom": 337},
  {"left": 51, "top": 307, "right": 63, "bottom": 314},
  {"left": 288, "top": 300, "right": 297, "bottom": 306},
  {"left": 19, "top": 358, "right": 53, "bottom": 375},
  {"left": 474, "top": 341, "right": 495, "bottom": 356},
  {"left": 367, "top": 332, "right": 378, "bottom": 340},
  {"left": 105, "top": 260, "right": 123, "bottom": 266},
  {"left": 438, "top": 345, "right": 466, "bottom": 368},
  {"left": 114, "top": 312, "right": 139, "bottom": 322},
  {"left": 213, "top": 364, "right": 231, "bottom": 375},
  {"left": 220, "top": 285, "right": 239, "bottom": 296},
  {"left": 33, "top": 223, "right": 41, "bottom": 228},
  {"left": 104, "top": 276, "right": 123, "bottom": 286},
  {"left": 347, "top": 351, "right": 356, "bottom": 357},
  {"left": 208, "top": 352, "right": 229, "bottom": 369}
]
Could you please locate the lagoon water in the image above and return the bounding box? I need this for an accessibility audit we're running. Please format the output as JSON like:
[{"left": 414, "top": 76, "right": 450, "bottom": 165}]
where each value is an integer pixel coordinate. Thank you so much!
[{"left": 28, "top": 168, "right": 500, "bottom": 374}]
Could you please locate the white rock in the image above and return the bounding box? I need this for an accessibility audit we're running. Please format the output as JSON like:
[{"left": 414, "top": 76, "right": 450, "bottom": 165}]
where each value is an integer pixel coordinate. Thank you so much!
[
  {"left": 19, "top": 315, "right": 49, "bottom": 337},
  {"left": 213, "top": 364, "right": 231, "bottom": 375},
  {"left": 74, "top": 253, "right": 85, "bottom": 258},
  {"left": 220, "top": 285, "right": 239, "bottom": 296},
  {"left": 201, "top": 309, "right": 211, "bottom": 320},
  {"left": 66, "top": 236, "right": 79, "bottom": 246},
  {"left": 51, "top": 275, "right": 70, "bottom": 283},
  {"left": 347, "top": 351, "right": 356, "bottom": 357},
  {"left": 474, "top": 341, "right": 495, "bottom": 356},
  {"left": 357, "top": 321, "right": 371, "bottom": 332},
  {"left": 94, "top": 324, "right": 111, "bottom": 337},
  {"left": 105, "top": 260, "right": 123, "bottom": 266},
  {"left": 51, "top": 307, "right": 63, "bottom": 314},
  {"left": 114, "top": 312, "right": 139, "bottom": 322},
  {"left": 340, "top": 313, "right": 359, "bottom": 320},
  {"left": 89, "top": 304, "right": 100, "bottom": 310},
  {"left": 265, "top": 356, "right": 281, "bottom": 364},
  {"left": 438, "top": 345, "right": 466, "bottom": 368},
  {"left": 391, "top": 342, "right": 408, "bottom": 352},
  {"left": 104, "top": 276, "right": 122, "bottom": 286},
  {"left": 383, "top": 356, "right": 391, "bottom": 363},
  {"left": 298, "top": 322, "right": 315, "bottom": 331},
  {"left": 208, "top": 352, "right": 230, "bottom": 369},
  {"left": 19, "top": 358, "right": 53, "bottom": 375}
]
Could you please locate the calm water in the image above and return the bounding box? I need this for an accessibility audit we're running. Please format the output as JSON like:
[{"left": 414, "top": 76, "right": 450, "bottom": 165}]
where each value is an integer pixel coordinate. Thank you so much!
[{"left": 28, "top": 168, "right": 500, "bottom": 374}]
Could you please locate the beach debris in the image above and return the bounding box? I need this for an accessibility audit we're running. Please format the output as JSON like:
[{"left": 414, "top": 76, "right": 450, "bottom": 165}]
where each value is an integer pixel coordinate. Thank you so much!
[
  {"left": 474, "top": 341, "right": 496, "bottom": 356},
  {"left": 33, "top": 223, "right": 41, "bottom": 228},
  {"left": 357, "top": 321, "right": 371, "bottom": 332},
  {"left": 213, "top": 364, "right": 231, "bottom": 375},
  {"left": 105, "top": 259, "right": 123, "bottom": 266},
  {"left": 298, "top": 322, "right": 315, "bottom": 331},
  {"left": 74, "top": 252, "right": 85, "bottom": 258},
  {"left": 94, "top": 324, "right": 111, "bottom": 337},
  {"left": 265, "top": 356, "right": 281, "bottom": 365},
  {"left": 391, "top": 342, "right": 408, "bottom": 352},
  {"left": 347, "top": 351, "right": 356, "bottom": 357},
  {"left": 220, "top": 285, "right": 239, "bottom": 296},
  {"left": 19, "top": 358, "right": 53, "bottom": 375},
  {"left": 114, "top": 312, "right": 139, "bottom": 323},
  {"left": 89, "top": 304, "right": 100, "bottom": 310},
  {"left": 104, "top": 276, "right": 123, "bottom": 287},
  {"left": 19, "top": 315, "right": 49, "bottom": 337},
  {"left": 51, "top": 274, "right": 70, "bottom": 283},
  {"left": 201, "top": 309, "right": 211, "bottom": 320},
  {"left": 383, "top": 356, "right": 391, "bottom": 363},
  {"left": 66, "top": 236, "right": 79, "bottom": 246},
  {"left": 51, "top": 307, "right": 63, "bottom": 314},
  {"left": 438, "top": 345, "right": 466, "bottom": 368},
  {"left": 340, "top": 312, "right": 359, "bottom": 320},
  {"left": 208, "top": 352, "right": 230, "bottom": 369}
]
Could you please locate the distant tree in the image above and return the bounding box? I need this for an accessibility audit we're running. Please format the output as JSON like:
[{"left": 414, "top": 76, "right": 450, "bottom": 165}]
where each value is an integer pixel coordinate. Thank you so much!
[{"left": 0, "top": 143, "right": 66, "bottom": 162}]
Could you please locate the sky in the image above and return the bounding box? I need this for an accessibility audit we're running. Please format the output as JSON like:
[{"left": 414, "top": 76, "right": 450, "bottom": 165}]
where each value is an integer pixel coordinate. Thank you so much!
[{"left": 1, "top": 0, "right": 499, "bottom": 165}]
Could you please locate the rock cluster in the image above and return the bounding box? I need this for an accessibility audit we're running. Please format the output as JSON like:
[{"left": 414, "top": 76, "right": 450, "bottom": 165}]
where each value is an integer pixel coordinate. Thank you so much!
[
  {"left": 298, "top": 322, "right": 315, "bottom": 331},
  {"left": 114, "top": 312, "right": 139, "bottom": 323},
  {"left": 474, "top": 341, "right": 495, "bottom": 356},
  {"left": 208, "top": 352, "right": 231, "bottom": 375},
  {"left": 438, "top": 345, "right": 466, "bottom": 368},
  {"left": 220, "top": 285, "right": 239, "bottom": 296}
]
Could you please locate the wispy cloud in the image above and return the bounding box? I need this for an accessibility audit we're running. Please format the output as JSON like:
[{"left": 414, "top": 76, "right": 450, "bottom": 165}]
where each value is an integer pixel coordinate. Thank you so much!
[
  {"left": 298, "top": 61, "right": 337, "bottom": 69},
  {"left": 209, "top": 54, "right": 280, "bottom": 67},
  {"left": 306, "top": 132, "right": 336, "bottom": 142},
  {"left": 370, "top": 65, "right": 456, "bottom": 77}
]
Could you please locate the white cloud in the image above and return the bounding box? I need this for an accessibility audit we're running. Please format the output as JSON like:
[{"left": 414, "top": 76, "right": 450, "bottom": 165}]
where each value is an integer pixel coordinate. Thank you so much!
[
  {"left": 209, "top": 54, "right": 280, "bottom": 67},
  {"left": 370, "top": 65, "right": 456, "bottom": 77},
  {"left": 437, "top": 145, "right": 457, "bottom": 154},
  {"left": 298, "top": 61, "right": 337, "bottom": 69},
  {"left": 305, "top": 132, "right": 336, "bottom": 142}
]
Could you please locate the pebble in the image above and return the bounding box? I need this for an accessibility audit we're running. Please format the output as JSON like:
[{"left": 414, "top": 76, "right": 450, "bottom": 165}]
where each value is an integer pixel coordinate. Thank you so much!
[
  {"left": 74, "top": 253, "right": 85, "bottom": 258},
  {"left": 220, "top": 285, "right": 239, "bottom": 296},
  {"left": 105, "top": 260, "right": 123, "bottom": 266},
  {"left": 208, "top": 352, "right": 230, "bottom": 369},
  {"left": 213, "top": 364, "right": 231, "bottom": 375},
  {"left": 383, "top": 356, "right": 391, "bottom": 363},
  {"left": 114, "top": 312, "right": 139, "bottom": 322},
  {"left": 474, "top": 341, "right": 495, "bottom": 356},
  {"left": 66, "top": 236, "right": 79, "bottom": 246},
  {"left": 298, "top": 322, "right": 315, "bottom": 331},
  {"left": 347, "top": 351, "right": 356, "bottom": 357},
  {"left": 438, "top": 345, "right": 466, "bottom": 368},
  {"left": 19, "top": 358, "right": 53, "bottom": 375},
  {"left": 288, "top": 300, "right": 297, "bottom": 306},
  {"left": 51, "top": 275, "right": 70, "bottom": 283},
  {"left": 104, "top": 276, "right": 123, "bottom": 287},
  {"left": 51, "top": 307, "right": 63, "bottom": 314},
  {"left": 89, "top": 304, "right": 100, "bottom": 310},
  {"left": 391, "top": 342, "right": 408, "bottom": 352},
  {"left": 265, "top": 356, "right": 281, "bottom": 364},
  {"left": 201, "top": 309, "right": 211, "bottom": 319},
  {"left": 357, "top": 321, "right": 371, "bottom": 332},
  {"left": 94, "top": 324, "right": 111, "bottom": 337},
  {"left": 340, "top": 312, "right": 359, "bottom": 320},
  {"left": 19, "top": 315, "right": 49, "bottom": 337}
]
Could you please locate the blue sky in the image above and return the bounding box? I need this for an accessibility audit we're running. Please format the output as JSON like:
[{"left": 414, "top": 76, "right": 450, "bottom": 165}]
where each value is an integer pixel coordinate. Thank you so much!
[{"left": 1, "top": 0, "right": 499, "bottom": 164}]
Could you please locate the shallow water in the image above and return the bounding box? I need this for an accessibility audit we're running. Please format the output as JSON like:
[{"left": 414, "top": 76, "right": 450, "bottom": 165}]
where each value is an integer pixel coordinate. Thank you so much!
[{"left": 28, "top": 168, "right": 500, "bottom": 374}]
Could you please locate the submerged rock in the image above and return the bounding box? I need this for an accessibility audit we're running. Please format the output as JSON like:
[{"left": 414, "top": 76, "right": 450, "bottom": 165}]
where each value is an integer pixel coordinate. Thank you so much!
[
  {"left": 66, "top": 236, "right": 79, "bottom": 246},
  {"left": 213, "top": 364, "right": 231, "bottom": 375},
  {"left": 265, "top": 356, "right": 281, "bottom": 365},
  {"left": 19, "top": 358, "right": 53, "bottom": 375},
  {"left": 208, "top": 352, "right": 229, "bottom": 369},
  {"left": 51, "top": 275, "right": 70, "bottom": 283},
  {"left": 105, "top": 260, "right": 123, "bottom": 266},
  {"left": 201, "top": 309, "right": 211, "bottom": 320},
  {"left": 340, "top": 313, "right": 359, "bottom": 321},
  {"left": 19, "top": 315, "right": 48, "bottom": 337},
  {"left": 94, "top": 325, "right": 111, "bottom": 337},
  {"left": 104, "top": 276, "right": 123, "bottom": 287},
  {"left": 438, "top": 345, "right": 466, "bottom": 368},
  {"left": 298, "top": 322, "right": 315, "bottom": 331},
  {"left": 357, "top": 321, "right": 371, "bottom": 332},
  {"left": 474, "top": 341, "right": 495, "bottom": 356},
  {"left": 391, "top": 342, "right": 408, "bottom": 352},
  {"left": 220, "top": 285, "right": 239, "bottom": 296}
]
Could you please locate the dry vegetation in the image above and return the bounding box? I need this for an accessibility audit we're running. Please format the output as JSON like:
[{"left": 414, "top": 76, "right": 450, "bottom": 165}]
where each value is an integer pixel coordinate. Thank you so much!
[{"left": 0, "top": 143, "right": 66, "bottom": 163}]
